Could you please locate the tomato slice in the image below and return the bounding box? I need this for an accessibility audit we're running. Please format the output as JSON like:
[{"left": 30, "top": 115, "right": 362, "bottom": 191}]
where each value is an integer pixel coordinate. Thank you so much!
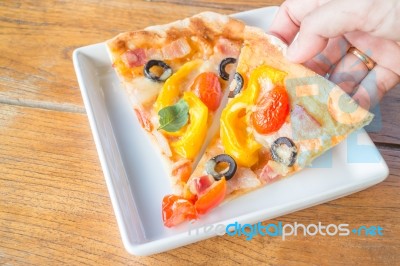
[
  {"left": 192, "top": 72, "right": 222, "bottom": 111},
  {"left": 195, "top": 177, "right": 227, "bottom": 215},
  {"left": 162, "top": 195, "right": 197, "bottom": 227},
  {"left": 251, "top": 85, "right": 290, "bottom": 134}
]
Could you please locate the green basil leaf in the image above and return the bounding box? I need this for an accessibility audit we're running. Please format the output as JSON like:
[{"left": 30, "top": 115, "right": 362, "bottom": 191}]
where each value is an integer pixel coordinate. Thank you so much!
[{"left": 158, "top": 99, "right": 189, "bottom": 132}]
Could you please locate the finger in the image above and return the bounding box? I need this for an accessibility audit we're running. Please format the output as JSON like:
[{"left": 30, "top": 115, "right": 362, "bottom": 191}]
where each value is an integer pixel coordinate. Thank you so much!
[
  {"left": 344, "top": 31, "right": 400, "bottom": 77},
  {"left": 365, "top": 0, "right": 400, "bottom": 40},
  {"left": 328, "top": 50, "right": 370, "bottom": 94},
  {"left": 286, "top": 0, "right": 393, "bottom": 63},
  {"left": 268, "top": 0, "right": 322, "bottom": 44},
  {"left": 303, "top": 36, "right": 351, "bottom": 76},
  {"left": 352, "top": 65, "right": 400, "bottom": 109},
  {"left": 267, "top": 2, "right": 299, "bottom": 44}
]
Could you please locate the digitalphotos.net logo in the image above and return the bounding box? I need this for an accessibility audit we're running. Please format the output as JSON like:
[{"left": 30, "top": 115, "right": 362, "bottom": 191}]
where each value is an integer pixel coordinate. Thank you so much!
[{"left": 188, "top": 221, "right": 384, "bottom": 241}]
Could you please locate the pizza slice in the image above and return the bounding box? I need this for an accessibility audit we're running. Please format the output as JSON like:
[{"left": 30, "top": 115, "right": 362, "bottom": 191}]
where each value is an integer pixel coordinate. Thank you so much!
[
  {"left": 106, "top": 12, "right": 245, "bottom": 194},
  {"left": 161, "top": 26, "right": 374, "bottom": 227}
]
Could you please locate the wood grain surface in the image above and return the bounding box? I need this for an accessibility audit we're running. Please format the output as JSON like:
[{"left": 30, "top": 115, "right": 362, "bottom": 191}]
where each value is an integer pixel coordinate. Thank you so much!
[{"left": 1, "top": 0, "right": 399, "bottom": 265}]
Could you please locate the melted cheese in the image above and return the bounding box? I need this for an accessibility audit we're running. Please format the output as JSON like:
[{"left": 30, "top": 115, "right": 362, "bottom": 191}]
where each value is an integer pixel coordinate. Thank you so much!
[
  {"left": 252, "top": 122, "right": 293, "bottom": 148},
  {"left": 127, "top": 77, "right": 162, "bottom": 105}
]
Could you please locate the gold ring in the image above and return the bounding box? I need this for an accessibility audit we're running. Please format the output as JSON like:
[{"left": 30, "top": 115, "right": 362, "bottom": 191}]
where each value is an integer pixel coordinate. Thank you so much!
[{"left": 347, "top": 47, "right": 376, "bottom": 71}]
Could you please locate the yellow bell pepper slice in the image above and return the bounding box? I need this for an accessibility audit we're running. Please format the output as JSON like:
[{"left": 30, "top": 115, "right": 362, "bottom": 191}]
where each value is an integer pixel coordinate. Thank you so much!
[
  {"left": 155, "top": 59, "right": 203, "bottom": 112},
  {"left": 171, "top": 91, "right": 208, "bottom": 160},
  {"left": 243, "top": 65, "right": 287, "bottom": 103},
  {"left": 221, "top": 97, "right": 261, "bottom": 167},
  {"left": 155, "top": 59, "right": 202, "bottom": 137},
  {"left": 221, "top": 65, "right": 287, "bottom": 167}
]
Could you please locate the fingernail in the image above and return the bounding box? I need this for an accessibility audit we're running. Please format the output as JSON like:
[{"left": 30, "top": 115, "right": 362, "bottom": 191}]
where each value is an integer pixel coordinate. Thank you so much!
[{"left": 286, "top": 39, "right": 299, "bottom": 62}]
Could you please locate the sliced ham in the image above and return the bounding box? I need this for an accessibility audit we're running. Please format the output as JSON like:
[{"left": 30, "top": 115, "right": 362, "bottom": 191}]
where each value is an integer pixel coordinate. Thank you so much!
[
  {"left": 292, "top": 104, "right": 321, "bottom": 127},
  {"left": 258, "top": 164, "right": 279, "bottom": 183},
  {"left": 189, "top": 175, "right": 214, "bottom": 196},
  {"left": 214, "top": 38, "right": 240, "bottom": 57},
  {"left": 162, "top": 38, "right": 191, "bottom": 60},
  {"left": 121, "top": 48, "right": 147, "bottom": 67},
  {"left": 134, "top": 108, "right": 152, "bottom": 132},
  {"left": 291, "top": 104, "right": 322, "bottom": 140},
  {"left": 145, "top": 48, "right": 163, "bottom": 60}
]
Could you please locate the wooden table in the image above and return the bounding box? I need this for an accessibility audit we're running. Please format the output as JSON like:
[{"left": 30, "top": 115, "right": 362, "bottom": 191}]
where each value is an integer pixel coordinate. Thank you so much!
[{"left": 1, "top": 1, "right": 399, "bottom": 265}]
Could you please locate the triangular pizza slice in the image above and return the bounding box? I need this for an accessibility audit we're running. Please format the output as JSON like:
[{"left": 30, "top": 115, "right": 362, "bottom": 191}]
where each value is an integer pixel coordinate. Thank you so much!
[
  {"left": 161, "top": 26, "right": 374, "bottom": 227},
  {"left": 106, "top": 12, "right": 245, "bottom": 194}
]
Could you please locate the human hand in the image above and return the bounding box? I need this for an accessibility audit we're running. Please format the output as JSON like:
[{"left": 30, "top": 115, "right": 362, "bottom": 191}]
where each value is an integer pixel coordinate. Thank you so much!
[{"left": 268, "top": 0, "right": 400, "bottom": 109}]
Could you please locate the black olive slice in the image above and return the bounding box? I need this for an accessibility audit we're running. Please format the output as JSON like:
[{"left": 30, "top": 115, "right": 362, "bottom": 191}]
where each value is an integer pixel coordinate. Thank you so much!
[
  {"left": 144, "top": 60, "right": 172, "bottom": 82},
  {"left": 228, "top": 72, "right": 244, "bottom": 98},
  {"left": 270, "top": 137, "right": 297, "bottom": 167},
  {"left": 205, "top": 154, "right": 237, "bottom": 181},
  {"left": 219, "top": 57, "right": 236, "bottom": 81}
]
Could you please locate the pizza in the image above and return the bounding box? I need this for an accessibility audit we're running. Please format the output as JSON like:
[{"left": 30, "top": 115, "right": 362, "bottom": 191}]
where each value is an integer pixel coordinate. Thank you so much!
[
  {"left": 160, "top": 26, "right": 374, "bottom": 227},
  {"left": 107, "top": 12, "right": 374, "bottom": 228},
  {"left": 106, "top": 12, "right": 245, "bottom": 194}
]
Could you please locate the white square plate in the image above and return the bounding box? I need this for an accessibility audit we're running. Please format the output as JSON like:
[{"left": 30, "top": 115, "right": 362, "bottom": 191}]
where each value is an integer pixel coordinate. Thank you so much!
[{"left": 73, "top": 6, "right": 389, "bottom": 256}]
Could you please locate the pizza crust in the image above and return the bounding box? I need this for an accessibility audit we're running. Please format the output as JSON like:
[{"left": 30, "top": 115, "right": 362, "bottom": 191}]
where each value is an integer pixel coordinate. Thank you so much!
[{"left": 107, "top": 12, "right": 244, "bottom": 61}]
